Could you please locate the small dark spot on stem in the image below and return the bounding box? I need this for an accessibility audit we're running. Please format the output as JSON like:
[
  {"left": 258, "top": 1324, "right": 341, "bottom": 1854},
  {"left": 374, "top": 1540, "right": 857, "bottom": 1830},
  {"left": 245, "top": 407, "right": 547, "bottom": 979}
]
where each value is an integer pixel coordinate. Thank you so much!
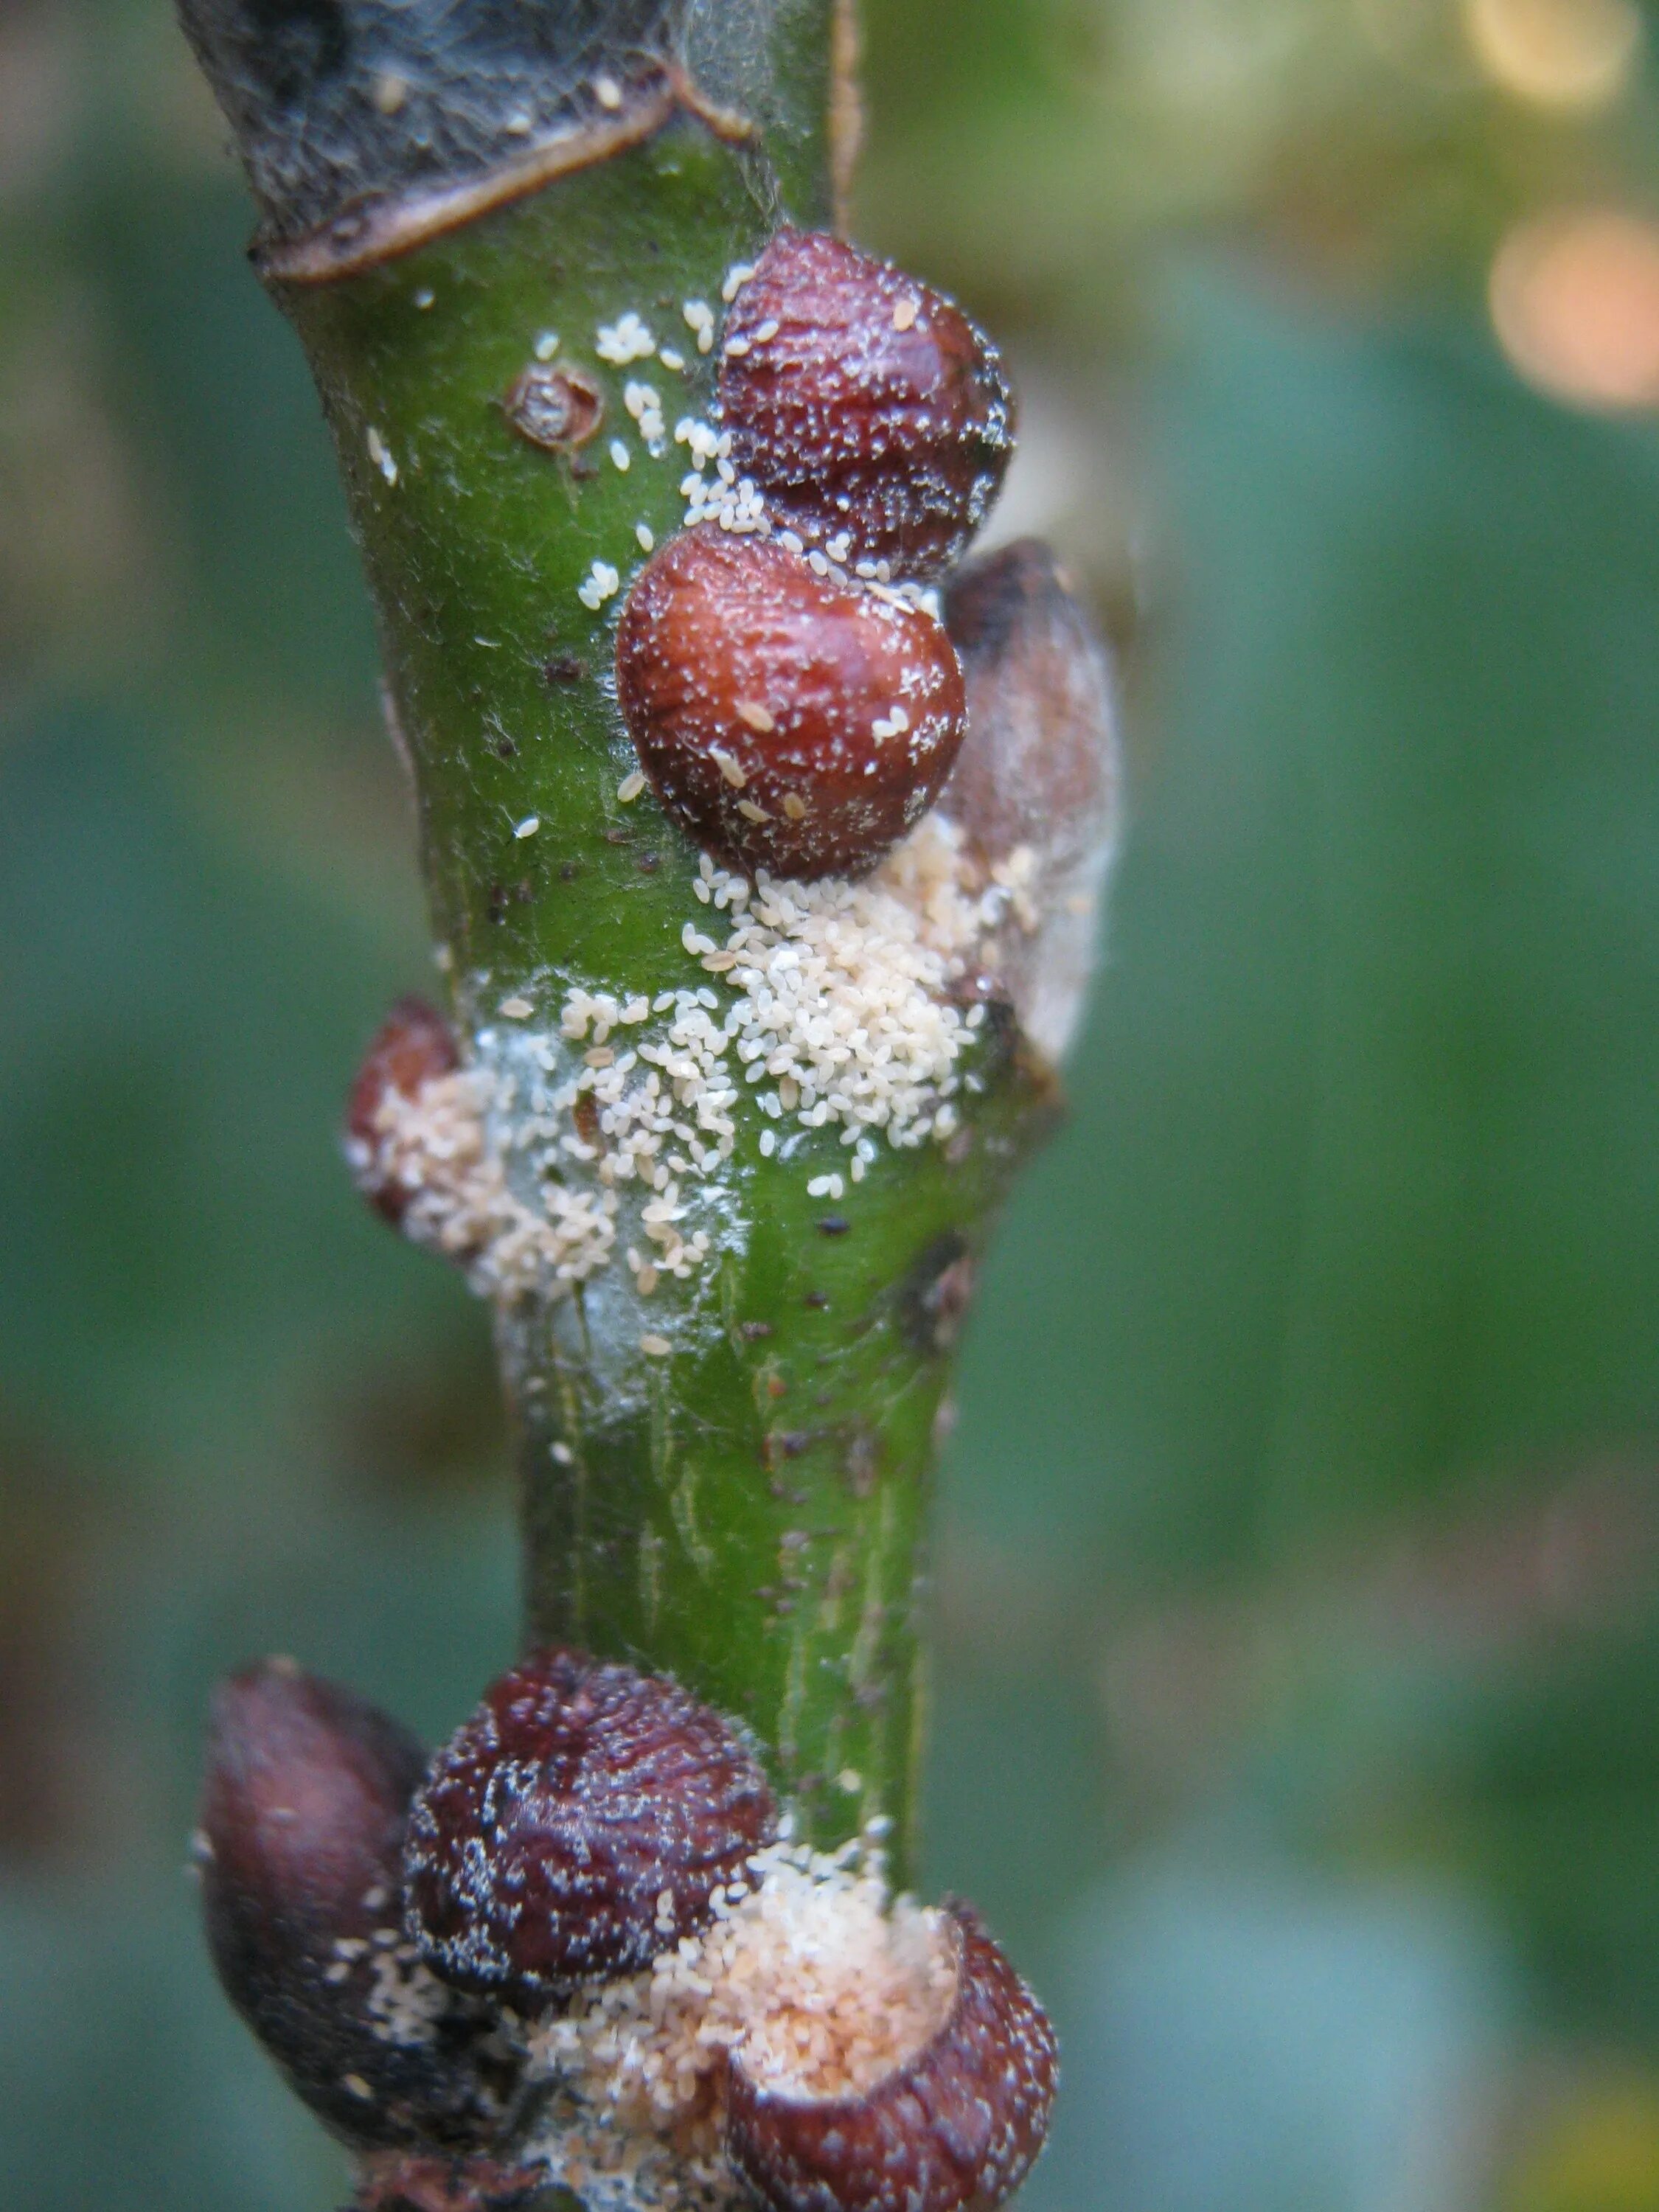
[
  {"left": 493, "top": 736, "right": 518, "bottom": 760},
  {"left": 487, "top": 884, "right": 509, "bottom": 924},
  {"left": 559, "top": 862, "right": 580, "bottom": 883},
  {"left": 604, "top": 827, "right": 631, "bottom": 846},
  {"left": 636, "top": 852, "right": 660, "bottom": 874},
  {"left": 804, "top": 1291, "right": 830, "bottom": 1310},
  {"left": 816, "top": 1214, "right": 851, "bottom": 1237},
  {"left": 844, "top": 1430, "right": 879, "bottom": 1498},
  {"left": 543, "top": 655, "right": 588, "bottom": 685},
  {"left": 899, "top": 1232, "right": 977, "bottom": 1355}
]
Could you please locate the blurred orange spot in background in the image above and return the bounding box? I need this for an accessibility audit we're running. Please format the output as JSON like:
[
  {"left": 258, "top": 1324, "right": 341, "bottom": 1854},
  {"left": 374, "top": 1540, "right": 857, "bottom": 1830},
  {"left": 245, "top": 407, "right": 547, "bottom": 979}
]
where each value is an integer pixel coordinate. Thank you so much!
[{"left": 1490, "top": 208, "right": 1659, "bottom": 410}]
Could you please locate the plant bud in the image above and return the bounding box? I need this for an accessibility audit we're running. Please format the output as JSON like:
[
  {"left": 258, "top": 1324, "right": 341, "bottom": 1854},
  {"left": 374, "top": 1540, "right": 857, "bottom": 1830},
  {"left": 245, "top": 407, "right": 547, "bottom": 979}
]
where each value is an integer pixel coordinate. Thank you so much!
[
  {"left": 198, "top": 1659, "right": 508, "bottom": 2152},
  {"left": 346, "top": 998, "right": 462, "bottom": 1225},
  {"left": 719, "top": 229, "right": 1014, "bottom": 580},
  {"left": 403, "top": 1646, "right": 776, "bottom": 2009},
  {"left": 615, "top": 526, "right": 965, "bottom": 881},
  {"left": 726, "top": 1901, "right": 1057, "bottom": 2212},
  {"left": 942, "top": 540, "right": 1119, "bottom": 1065}
]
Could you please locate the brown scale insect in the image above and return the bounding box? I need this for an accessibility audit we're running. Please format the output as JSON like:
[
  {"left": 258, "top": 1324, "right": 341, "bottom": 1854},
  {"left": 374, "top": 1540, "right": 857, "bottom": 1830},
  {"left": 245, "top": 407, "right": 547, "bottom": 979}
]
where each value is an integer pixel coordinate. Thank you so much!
[
  {"left": 615, "top": 525, "right": 966, "bottom": 881},
  {"left": 344, "top": 997, "right": 460, "bottom": 1225},
  {"left": 718, "top": 229, "right": 1015, "bottom": 580},
  {"left": 196, "top": 1659, "right": 509, "bottom": 2153},
  {"left": 725, "top": 1901, "right": 1058, "bottom": 2212},
  {"left": 403, "top": 1646, "right": 776, "bottom": 2010}
]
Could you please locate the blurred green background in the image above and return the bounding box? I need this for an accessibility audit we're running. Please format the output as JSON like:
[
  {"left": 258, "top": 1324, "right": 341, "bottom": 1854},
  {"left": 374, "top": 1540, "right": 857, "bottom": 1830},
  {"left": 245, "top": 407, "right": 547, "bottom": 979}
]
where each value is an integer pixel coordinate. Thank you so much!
[{"left": 7, "top": 0, "right": 1659, "bottom": 2205}]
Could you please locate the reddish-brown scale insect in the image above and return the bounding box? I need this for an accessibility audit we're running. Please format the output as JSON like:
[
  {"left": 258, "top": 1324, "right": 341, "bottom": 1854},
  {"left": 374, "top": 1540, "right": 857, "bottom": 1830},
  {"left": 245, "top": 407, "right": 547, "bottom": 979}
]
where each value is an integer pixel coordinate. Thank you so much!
[
  {"left": 345, "top": 996, "right": 461, "bottom": 1225},
  {"left": 725, "top": 1901, "right": 1058, "bottom": 2212},
  {"left": 197, "top": 1659, "right": 509, "bottom": 2152},
  {"left": 718, "top": 229, "right": 1015, "bottom": 580},
  {"left": 615, "top": 526, "right": 966, "bottom": 881},
  {"left": 403, "top": 1646, "right": 776, "bottom": 2010}
]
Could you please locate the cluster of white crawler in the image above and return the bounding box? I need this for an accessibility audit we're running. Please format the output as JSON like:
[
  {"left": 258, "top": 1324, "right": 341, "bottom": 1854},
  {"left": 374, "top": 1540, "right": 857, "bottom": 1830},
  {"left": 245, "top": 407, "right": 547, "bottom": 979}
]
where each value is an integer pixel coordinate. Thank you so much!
[
  {"left": 679, "top": 815, "right": 1021, "bottom": 1174},
  {"left": 676, "top": 414, "right": 770, "bottom": 537},
  {"left": 625, "top": 380, "right": 668, "bottom": 455},
  {"left": 520, "top": 1832, "right": 956, "bottom": 2212},
  {"left": 362, "top": 815, "right": 1040, "bottom": 1308},
  {"left": 501, "top": 983, "right": 743, "bottom": 1290},
  {"left": 573, "top": 266, "right": 766, "bottom": 591},
  {"left": 352, "top": 1062, "right": 621, "bottom": 1298}
]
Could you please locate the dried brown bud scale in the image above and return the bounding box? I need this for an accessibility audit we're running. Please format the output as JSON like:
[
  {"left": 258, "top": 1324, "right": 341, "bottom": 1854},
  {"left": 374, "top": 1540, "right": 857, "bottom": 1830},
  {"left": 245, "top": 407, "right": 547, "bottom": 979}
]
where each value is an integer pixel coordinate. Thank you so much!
[
  {"left": 719, "top": 229, "right": 1014, "bottom": 580},
  {"left": 198, "top": 1660, "right": 507, "bottom": 2152},
  {"left": 403, "top": 1646, "right": 776, "bottom": 2008},
  {"left": 725, "top": 1902, "right": 1057, "bottom": 2212},
  {"left": 346, "top": 998, "right": 462, "bottom": 1225},
  {"left": 942, "top": 540, "right": 1119, "bottom": 1064},
  {"left": 616, "top": 526, "right": 965, "bottom": 880}
]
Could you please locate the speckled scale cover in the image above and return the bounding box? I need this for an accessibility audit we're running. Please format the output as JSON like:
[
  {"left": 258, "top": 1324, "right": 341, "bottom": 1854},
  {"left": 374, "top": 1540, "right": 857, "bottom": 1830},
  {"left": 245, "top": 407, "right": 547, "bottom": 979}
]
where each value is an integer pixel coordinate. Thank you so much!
[
  {"left": 403, "top": 1646, "right": 776, "bottom": 2006},
  {"left": 345, "top": 996, "right": 460, "bottom": 1223},
  {"left": 198, "top": 1660, "right": 506, "bottom": 2152},
  {"left": 616, "top": 526, "right": 966, "bottom": 881},
  {"left": 724, "top": 1902, "right": 1058, "bottom": 2212},
  {"left": 719, "top": 229, "right": 1015, "bottom": 580}
]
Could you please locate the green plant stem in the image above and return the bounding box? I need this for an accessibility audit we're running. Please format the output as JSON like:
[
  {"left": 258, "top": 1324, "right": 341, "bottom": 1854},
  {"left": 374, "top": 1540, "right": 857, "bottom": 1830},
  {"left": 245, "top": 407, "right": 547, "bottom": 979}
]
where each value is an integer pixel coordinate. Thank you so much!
[{"left": 246, "top": 29, "right": 1048, "bottom": 1880}]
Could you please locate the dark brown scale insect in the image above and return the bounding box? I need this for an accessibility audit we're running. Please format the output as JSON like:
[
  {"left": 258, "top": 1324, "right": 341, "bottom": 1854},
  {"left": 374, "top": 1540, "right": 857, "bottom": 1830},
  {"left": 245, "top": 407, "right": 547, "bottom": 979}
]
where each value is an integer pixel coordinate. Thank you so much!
[
  {"left": 615, "top": 526, "right": 965, "bottom": 881},
  {"left": 344, "top": 997, "right": 460, "bottom": 1225},
  {"left": 197, "top": 1659, "right": 509, "bottom": 2152},
  {"left": 403, "top": 1646, "right": 776, "bottom": 2010},
  {"left": 725, "top": 1901, "right": 1057, "bottom": 2212},
  {"left": 718, "top": 229, "right": 1014, "bottom": 580}
]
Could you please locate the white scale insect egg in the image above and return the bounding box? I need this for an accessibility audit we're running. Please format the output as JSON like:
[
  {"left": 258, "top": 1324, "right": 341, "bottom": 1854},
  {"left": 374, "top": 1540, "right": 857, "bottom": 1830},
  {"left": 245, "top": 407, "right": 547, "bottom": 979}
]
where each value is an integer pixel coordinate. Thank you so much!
[
  {"left": 597, "top": 312, "right": 657, "bottom": 365},
  {"left": 577, "top": 560, "right": 621, "bottom": 610}
]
